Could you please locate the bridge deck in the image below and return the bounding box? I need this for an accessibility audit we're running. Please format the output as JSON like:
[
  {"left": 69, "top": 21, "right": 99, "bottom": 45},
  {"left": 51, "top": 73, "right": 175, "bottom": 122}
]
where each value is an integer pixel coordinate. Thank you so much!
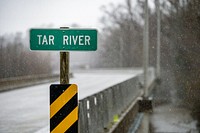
[{"left": 0, "top": 69, "right": 142, "bottom": 133}]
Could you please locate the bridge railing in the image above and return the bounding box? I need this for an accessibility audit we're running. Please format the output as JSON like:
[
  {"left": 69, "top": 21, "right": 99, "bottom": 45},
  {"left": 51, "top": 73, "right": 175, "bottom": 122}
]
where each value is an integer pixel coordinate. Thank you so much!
[
  {"left": 0, "top": 73, "right": 74, "bottom": 92},
  {"left": 0, "top": 74, "right": 59, "bottom": 92},
  {"left": 79, "top": 68, "right": 155, "bottom": 133}
]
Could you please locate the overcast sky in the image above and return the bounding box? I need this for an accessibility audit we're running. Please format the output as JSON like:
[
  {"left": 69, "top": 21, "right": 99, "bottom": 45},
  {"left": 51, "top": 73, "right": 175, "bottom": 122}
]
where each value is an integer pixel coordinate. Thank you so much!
[{"left": 0, "top": 0, "right": 127, "bottom": 36}]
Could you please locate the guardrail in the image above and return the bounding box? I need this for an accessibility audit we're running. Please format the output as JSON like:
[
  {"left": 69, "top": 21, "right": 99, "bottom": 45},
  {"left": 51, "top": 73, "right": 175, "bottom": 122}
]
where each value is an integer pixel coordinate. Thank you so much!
[
  {"left": 79, "top": 68, "right": 155, "bottom": 133},
  {"left": 0, "top": 73, "right": 74, "bottom": 92},
  {"left": 0, "top": 74, "right": 58, "bottom": 92}
]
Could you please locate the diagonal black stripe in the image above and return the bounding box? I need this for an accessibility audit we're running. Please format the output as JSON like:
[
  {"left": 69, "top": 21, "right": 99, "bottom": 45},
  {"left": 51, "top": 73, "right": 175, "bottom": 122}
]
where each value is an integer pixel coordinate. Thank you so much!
[
  {"left": 64, "top": 120, "right": 78, "bottom": 133},
  {"left": 50, "top": 93, "right": 78, "bottom": 132},
  {"left": 50, "top": 84, "right": 71, "bottom": 104}
]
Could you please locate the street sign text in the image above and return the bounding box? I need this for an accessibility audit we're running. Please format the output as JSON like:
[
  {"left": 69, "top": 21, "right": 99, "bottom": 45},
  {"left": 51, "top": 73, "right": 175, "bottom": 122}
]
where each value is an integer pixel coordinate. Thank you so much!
[{"left": 30, "top": 29, "right": 97, "bottom": 51}]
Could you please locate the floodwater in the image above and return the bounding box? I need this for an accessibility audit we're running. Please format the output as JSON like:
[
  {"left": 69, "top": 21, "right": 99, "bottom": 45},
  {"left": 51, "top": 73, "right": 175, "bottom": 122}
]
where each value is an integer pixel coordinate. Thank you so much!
[{"left": 150, "top": 104, "right": 198, "bottom": 133}]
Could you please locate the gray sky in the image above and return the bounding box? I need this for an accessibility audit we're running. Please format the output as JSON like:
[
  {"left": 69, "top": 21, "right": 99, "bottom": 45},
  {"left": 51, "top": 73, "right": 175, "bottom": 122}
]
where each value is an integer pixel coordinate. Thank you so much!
[{"left": 0, "top": 0, "right": 126, "bottom": 36}]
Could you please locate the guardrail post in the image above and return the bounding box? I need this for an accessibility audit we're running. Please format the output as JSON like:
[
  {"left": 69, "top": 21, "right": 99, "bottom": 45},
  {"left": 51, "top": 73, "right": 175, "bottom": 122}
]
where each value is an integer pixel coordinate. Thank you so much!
[
  {"left": 116, "top": 85, "right": 121, "bottom": 115},
  {"left": 79, "top": 99, "right": 89, "bottom": 133},
  {"left": 96, "top": 93, "right": 104, "bottom": 132},
  {"left": 118, "top": 84, "right": 124, "bottom": 113},
  {"left": 103, "top": 89, "right": 110, "bottom": 129}
]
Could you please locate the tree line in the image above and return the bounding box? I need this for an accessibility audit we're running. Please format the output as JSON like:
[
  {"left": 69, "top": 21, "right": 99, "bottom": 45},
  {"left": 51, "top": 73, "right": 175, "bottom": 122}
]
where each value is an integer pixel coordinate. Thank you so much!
[
  {"left": 162, "top": 0, "right": 200, "bottom": 124},
  {"left": 0, "top": 33, "right": 52, "bottom": 79}
]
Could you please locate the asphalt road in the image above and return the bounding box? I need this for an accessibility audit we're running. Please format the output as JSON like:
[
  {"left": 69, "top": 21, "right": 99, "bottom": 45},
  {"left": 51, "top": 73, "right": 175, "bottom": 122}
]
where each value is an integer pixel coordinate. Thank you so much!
[{"left": 0, "top": 69, "right": 142, "bottom": 133}]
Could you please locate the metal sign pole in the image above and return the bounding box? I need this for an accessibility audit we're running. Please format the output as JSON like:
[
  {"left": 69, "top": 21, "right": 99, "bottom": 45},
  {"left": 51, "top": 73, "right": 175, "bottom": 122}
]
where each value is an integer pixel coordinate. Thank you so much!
[
  {"left": 60, "top": 27, "right": 69, "bottom": 84},
  {"left": 156, "top": 0, "right": 161, "bottom": 79},
  {"left": 143, "top": 0, "right": 149, "bottom": 97},
  {"left": 139, "top": 0, "right": 153, "bottom": 113}
]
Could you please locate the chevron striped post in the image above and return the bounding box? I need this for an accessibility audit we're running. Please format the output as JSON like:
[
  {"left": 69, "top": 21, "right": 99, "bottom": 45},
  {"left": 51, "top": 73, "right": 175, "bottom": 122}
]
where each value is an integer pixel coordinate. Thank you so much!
[{"left": 50, "top": 84, "right": 78, "bottom": 133}]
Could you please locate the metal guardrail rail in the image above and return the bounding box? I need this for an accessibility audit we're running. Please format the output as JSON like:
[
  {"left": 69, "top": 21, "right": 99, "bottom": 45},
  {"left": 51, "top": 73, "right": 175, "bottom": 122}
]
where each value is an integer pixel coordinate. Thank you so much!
[
  {"left": 0, "top": 74, "right": 59, "bottom": 92},
  {"left": 0, "top": 73, "right": 74, "bottom": 92},
  {"left": 78, "top": 68, "right": 155, "bottom": 133}
]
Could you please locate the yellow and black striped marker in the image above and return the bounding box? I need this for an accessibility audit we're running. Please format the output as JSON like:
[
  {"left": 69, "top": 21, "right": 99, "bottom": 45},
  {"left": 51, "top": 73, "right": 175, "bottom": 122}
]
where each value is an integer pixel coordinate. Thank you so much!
[{"left": 50, "top": 84, "right": 78, "bottom": 133}]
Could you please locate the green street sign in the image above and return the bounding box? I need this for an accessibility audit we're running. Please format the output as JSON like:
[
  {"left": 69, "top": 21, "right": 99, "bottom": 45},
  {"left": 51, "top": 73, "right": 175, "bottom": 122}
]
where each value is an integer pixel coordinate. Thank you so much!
[{"left": 30, "top": 29, "right": 97, "bottom": 51}]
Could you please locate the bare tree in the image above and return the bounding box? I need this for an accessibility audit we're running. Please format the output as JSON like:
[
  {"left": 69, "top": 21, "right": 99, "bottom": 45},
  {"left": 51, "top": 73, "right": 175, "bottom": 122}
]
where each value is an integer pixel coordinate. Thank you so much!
[
  {"left": 99, "top": 0, "right": 146, "bottom": 67},
  {"left": 0, "top": 33, "right": 52, "bottom": 79}
]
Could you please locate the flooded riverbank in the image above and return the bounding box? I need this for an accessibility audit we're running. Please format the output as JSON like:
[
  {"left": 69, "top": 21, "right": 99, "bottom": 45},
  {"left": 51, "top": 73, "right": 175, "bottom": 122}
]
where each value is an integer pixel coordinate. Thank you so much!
[{"left": 150, "top": 104, "right": 198, "bottom": 132}]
